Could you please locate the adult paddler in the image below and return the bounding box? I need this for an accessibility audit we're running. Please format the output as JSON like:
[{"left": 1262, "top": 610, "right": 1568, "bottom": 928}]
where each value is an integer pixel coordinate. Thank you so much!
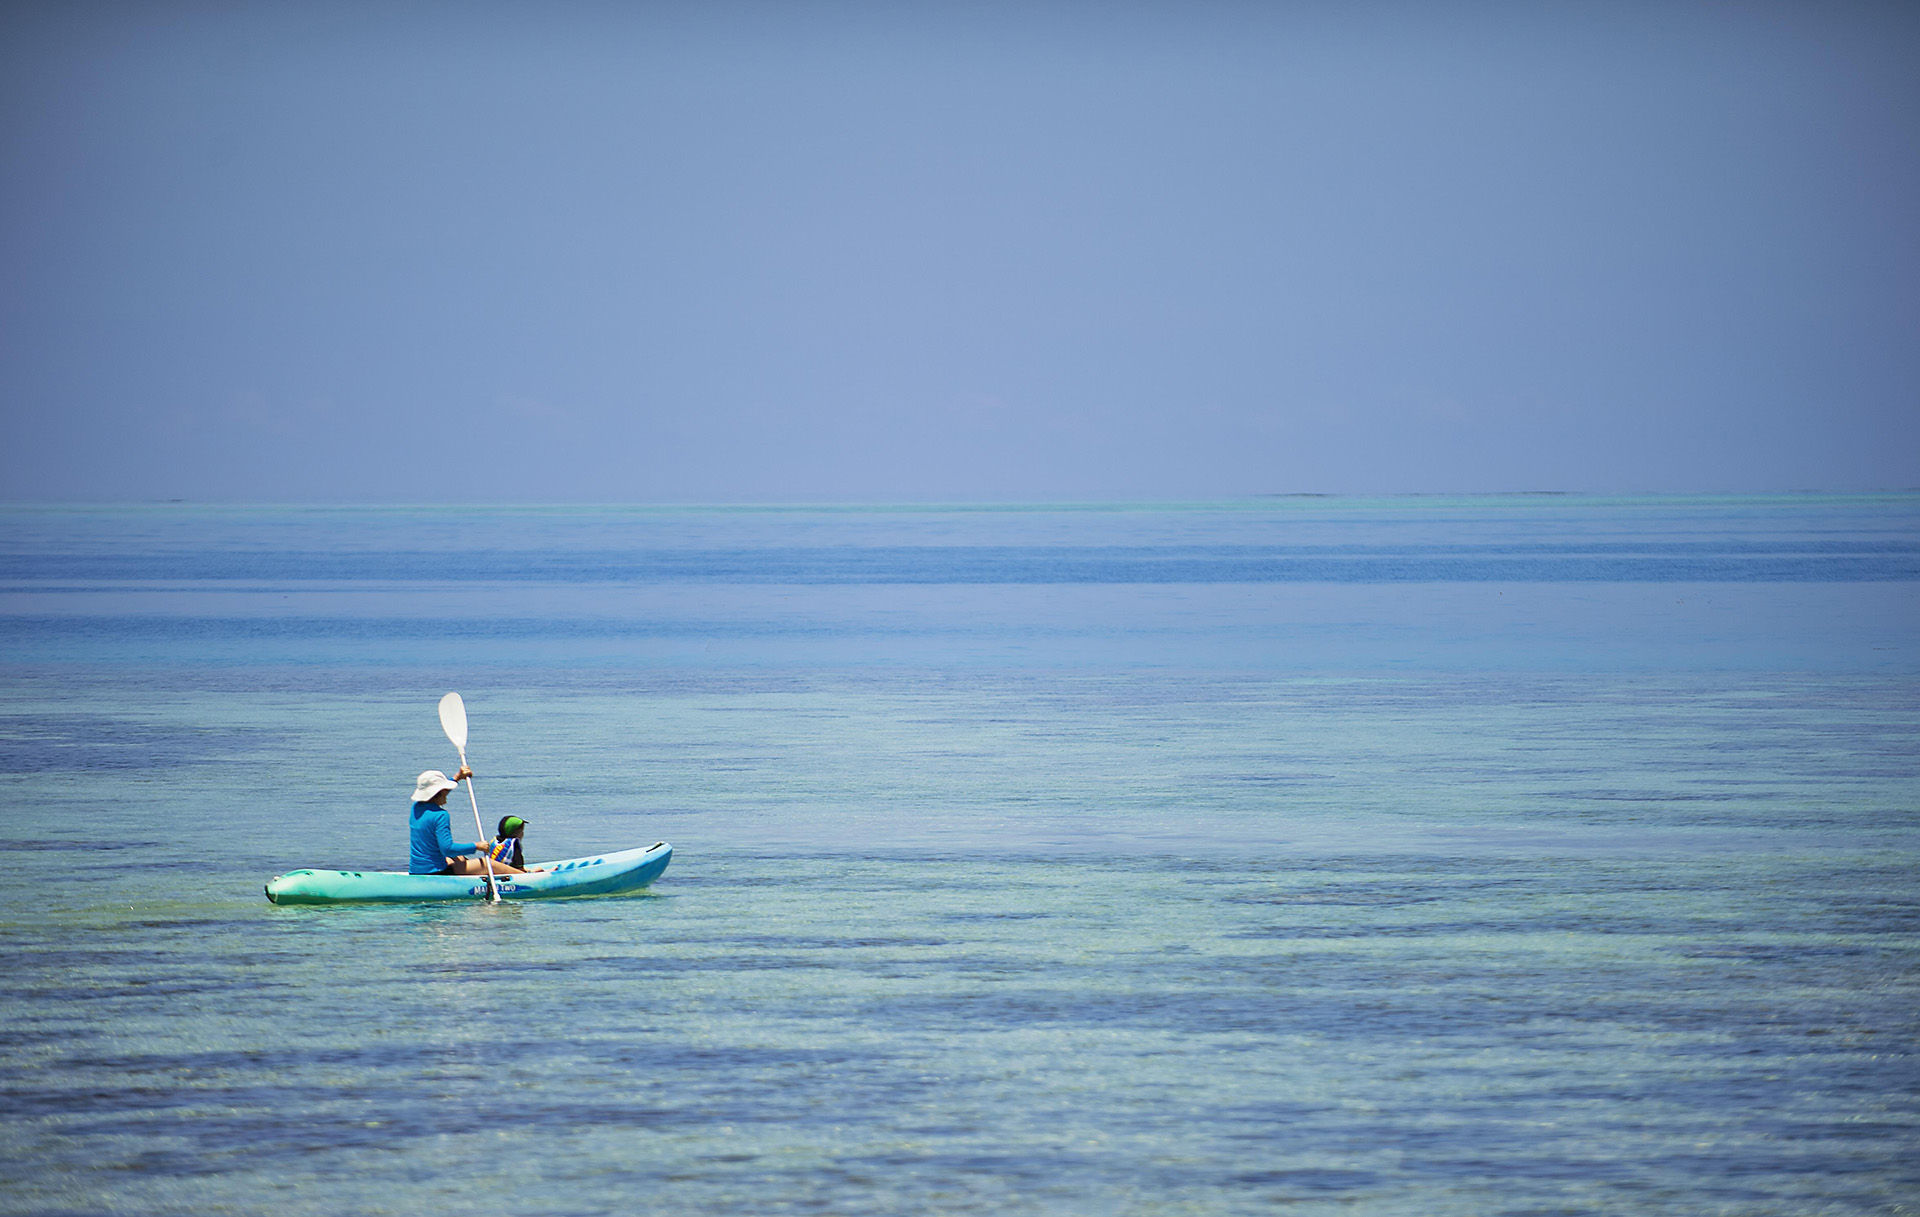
[{"left": 409, "top": 767, "right": 526, "bottom": 876}]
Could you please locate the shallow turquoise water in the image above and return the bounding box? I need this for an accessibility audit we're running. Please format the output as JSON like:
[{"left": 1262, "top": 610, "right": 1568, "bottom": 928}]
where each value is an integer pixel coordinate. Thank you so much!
[{"left": 1, "top": 496, "right": 1916, "bottom": 1214}]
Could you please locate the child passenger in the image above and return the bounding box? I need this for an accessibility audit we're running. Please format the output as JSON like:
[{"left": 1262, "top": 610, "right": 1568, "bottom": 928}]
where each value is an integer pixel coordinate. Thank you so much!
[{"left": 484, "top": 815, "right": 545, "bottom": 872}]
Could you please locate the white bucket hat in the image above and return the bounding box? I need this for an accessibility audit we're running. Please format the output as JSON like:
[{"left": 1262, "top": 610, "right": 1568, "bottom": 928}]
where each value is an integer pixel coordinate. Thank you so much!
[{"left": 412, "top": 769, "right": 459, "bottom": 803}]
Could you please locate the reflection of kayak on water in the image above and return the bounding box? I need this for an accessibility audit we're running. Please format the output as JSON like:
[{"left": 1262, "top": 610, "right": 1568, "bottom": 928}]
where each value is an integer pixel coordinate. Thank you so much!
[{"left": 265, "top": 841, "right": 672, "bottom": 905}]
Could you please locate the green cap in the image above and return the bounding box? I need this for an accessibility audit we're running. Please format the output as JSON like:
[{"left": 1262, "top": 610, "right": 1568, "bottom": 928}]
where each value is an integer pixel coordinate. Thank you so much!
[{"left": 501, "top": 816, "right": 527, "bottom": 835}]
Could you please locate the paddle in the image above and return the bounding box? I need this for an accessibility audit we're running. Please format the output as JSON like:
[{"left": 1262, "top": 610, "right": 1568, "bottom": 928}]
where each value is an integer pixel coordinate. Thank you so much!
[{"left": 438, "top": 691, "right": 500, "bottom": 904}]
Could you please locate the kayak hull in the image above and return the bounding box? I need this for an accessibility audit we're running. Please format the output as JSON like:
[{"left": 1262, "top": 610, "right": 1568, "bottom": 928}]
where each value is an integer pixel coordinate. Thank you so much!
[{"left": 265, "top": 841, "right": 671, "bottom": 905}]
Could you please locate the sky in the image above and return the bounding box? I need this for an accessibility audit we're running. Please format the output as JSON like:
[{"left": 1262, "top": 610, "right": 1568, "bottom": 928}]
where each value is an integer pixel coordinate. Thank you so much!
[{"left": 1, "top": 0, "right": 1916, "bottom": 502}]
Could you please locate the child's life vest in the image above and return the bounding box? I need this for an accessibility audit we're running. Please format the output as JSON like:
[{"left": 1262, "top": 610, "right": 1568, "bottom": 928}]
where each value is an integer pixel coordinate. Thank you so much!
[{"left": 484, "top": 836, "right": 524, "bottom": 868}]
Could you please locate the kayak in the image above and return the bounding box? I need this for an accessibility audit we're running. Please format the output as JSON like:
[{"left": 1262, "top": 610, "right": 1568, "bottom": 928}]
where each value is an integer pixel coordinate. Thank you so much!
[{"left": 265, "top": 841, "right": 672, "bottom": 905}]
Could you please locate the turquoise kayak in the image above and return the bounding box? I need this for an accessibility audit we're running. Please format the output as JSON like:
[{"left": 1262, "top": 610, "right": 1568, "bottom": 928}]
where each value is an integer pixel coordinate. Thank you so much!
[{"left": 265, "top": 841, "right": 672, "bottom": 905}]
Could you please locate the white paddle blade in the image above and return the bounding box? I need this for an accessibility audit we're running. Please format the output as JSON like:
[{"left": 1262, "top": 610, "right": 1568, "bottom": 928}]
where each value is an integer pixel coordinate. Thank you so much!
[{"left": 437, "top": 692, "right": 469, "bottom": 751}]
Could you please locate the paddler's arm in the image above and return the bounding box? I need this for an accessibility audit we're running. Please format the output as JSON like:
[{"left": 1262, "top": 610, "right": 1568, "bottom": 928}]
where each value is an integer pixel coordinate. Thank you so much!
[
  {"left": 441, "top": 768, "right": 481, "bottom": 858},
  {"left": 430, "top": 812, "right": 481, "bottom": 859}
]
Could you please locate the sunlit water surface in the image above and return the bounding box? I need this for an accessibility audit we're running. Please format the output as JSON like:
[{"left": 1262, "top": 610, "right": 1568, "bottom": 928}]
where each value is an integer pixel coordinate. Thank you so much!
[{"left": 1, "top": 496, "right": 1916, "bottom": 1215}]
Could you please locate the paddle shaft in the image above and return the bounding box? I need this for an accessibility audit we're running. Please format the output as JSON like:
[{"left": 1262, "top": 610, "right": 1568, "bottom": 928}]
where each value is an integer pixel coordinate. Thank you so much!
[{"left": 455, "top": 744, "right": 500, "bottom": 903}]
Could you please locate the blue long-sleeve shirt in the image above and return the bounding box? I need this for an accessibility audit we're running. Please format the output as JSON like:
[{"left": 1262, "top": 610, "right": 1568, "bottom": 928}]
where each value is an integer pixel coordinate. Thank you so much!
[{"left": 409, "top": 801, "right": 480, "bottom": 874}]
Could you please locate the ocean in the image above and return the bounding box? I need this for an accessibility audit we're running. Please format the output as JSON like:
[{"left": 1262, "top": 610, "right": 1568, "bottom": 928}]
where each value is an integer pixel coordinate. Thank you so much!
[{"left": 0, "top": 495, "right": 1915, "bottom": 1215}]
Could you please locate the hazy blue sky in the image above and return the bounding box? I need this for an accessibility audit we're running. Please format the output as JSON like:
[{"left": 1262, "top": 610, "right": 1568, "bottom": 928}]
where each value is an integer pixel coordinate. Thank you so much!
[{"left": 2, "top": 1, "right": 1916, "bottom": 501}]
